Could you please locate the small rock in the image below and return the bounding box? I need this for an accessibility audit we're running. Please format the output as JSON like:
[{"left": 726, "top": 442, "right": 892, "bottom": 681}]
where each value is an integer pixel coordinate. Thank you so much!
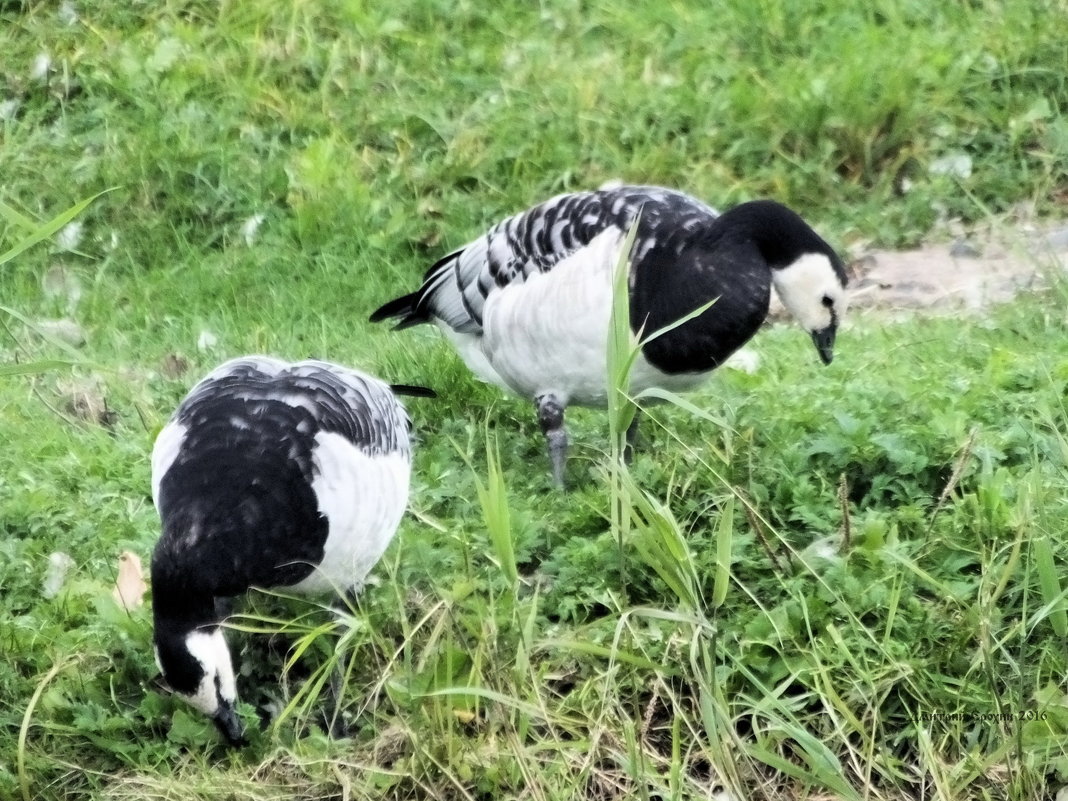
[
  {"left": 42, "top": 552, "right": 75, "bottom": 599},
  {"left": 41, "top": 264, "right": 82, "bottom": 309},
  {"left": 1043, "top": 227, "right": 1068, "bottom": 253},
  {"left": 196, "top": 329, "right": 219, "bottom": 352},
  {"left": 949, "top": 238, "right": 981, "bottom": 258},
  {"left": 35, "top": 318, "right": 86, "bottom": 347}
]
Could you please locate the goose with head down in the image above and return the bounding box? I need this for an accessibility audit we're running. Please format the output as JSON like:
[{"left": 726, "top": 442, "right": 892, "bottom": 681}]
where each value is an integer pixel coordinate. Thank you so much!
[{"left": 371, "top": 185, "right": 847, "bottom": 487}]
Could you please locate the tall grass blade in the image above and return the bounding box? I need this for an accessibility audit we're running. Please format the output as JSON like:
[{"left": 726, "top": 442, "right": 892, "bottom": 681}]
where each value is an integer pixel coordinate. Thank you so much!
[
  {"left": 621, "top": 469, "right": 701, "bottom": 611},
  {"left": 0, "top": 360, "right": 77, "bottom": 377},
  {"left": 606, "top": 214, "right": 643, "bottom": 447},
  {"left": 712, "top": 495, "right": 734, "bottom": 609},
  {"left": 19, "top": 657, "right": 77, "bottom": 801},
  {"left": 473, "top": 433, "right": 518, "bottom": 589},
  {"left": 606, "top": 215, "right": 643, "bottom": 590},
  {"left": 0, "top": 305, "right": 89, "bottom": 362},
  {"left": 1032, "top": 535, "right": 1067, "bottom": 637},
  {"left": 0, "top": 191, "right": 109, "bottom": 268}
]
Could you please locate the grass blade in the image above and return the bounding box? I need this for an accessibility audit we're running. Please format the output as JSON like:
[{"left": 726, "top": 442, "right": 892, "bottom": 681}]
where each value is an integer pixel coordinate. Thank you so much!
[
  {"left": 712, "top": 495, "right": 734, "bottom": 608},
  {"left": 606, "top": 213, "right": 643, "bottom": 444},
  {"left": 0, "top": 360, "right": 77, "bottom": 377},
  {"left": 473, "top": 433, "right": 518, "bottom": 589},
  {"left": 1032, "top": 535, "right": 1066, "bottom": 637},
  {"left": 0, "top": 191, "right": 109, "bottom": 268},
  {"left": 0, "top": 305, "right": 90, "bottom": 362},
  {"left": 19, "top": 657, "right": 77, "bottom": 801}
]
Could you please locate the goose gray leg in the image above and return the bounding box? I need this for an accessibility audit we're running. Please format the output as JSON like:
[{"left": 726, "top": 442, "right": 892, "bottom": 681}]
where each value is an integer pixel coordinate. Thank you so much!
[
  {"left": 325, "top": 659, "right": 350, "bottom": 738},
  {"left": 536, "top": 393, "right": 568, "bottom": 489},
  {"left": 324, "top": 594, "right": 362, "bottom": 738}
]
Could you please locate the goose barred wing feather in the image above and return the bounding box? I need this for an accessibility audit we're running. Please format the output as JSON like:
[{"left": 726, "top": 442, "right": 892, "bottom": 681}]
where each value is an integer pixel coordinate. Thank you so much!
[
  {"left": 393, "top": 186, "right": 720, "bottom": 334},
  {"left": 174, "top": 357, "right": 411, "bottom": 457}
]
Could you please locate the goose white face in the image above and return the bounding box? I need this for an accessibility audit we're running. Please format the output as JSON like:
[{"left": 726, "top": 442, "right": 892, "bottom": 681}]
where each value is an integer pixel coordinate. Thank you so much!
[
  {"left": 155, "top": 628, "right": 245, "bottom": 745},
  {"left": 770, "top": 252, "right": 847, "bottom": 364},
  {"left": 177, "top": 629, "right": 237, "bottom": 716}
]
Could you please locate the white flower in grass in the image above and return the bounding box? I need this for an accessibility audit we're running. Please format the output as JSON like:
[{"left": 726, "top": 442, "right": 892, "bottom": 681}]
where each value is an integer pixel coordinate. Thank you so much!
[
  {"left": 55, "top": 221, "right": 83, "bottom": 252},
  {"left": 58, "top": 1, "right": 78, "bottom": 24},
  {"left": 0, "top": 99, "right": 18, "bottom": 120},
  {"left": 43, "top": 552, "right": 75, "bottom": 599},
  {"left": 724, "top": 347, "right": 760, "bottom": 374},
  {"left": 930, "top": 152, "right": 972, "bottom": 180},
  {"left": 240, "top": 213, "right": 265, "bottom": 246},
  {"left": 30, "top": 52, "right": 52, "bottom": 81}
]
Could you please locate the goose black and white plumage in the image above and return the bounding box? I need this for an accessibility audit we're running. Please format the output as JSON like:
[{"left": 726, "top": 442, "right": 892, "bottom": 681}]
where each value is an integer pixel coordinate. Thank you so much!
[
  {"left": 149, "top": 356, "right": 427, "bottom": 745},
  {"left": 371, "top": 184, "right": 848, "bottom": 487}
]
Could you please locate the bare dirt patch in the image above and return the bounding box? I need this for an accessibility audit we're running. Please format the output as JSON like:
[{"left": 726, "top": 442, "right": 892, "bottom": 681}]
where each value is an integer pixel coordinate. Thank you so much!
[{"left": 772, "top": 221, "right": 1068, "bottom": 317}]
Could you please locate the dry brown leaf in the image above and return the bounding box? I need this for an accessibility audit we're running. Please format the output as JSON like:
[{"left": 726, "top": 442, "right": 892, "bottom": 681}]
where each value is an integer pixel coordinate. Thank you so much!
[
  {"left": 113, "top": 550, "right": 148, "bottom": 610},
  {"left": 160, "top": 352, "right": 190, "bottom": 379},
  {"left": 57, "top": 376, "right": 118, "bottom": 428}
]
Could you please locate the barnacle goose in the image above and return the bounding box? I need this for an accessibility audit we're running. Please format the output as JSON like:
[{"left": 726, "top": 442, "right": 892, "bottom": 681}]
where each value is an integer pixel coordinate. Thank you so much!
[
  {"left": 371, "top": 184, "right": 848, "bottom": 487},
  {"left": 149, "top": 356, "right": 431, "bottom": 745}
]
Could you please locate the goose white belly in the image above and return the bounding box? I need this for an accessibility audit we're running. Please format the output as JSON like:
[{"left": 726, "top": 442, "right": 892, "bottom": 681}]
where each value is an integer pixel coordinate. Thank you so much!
[
  {"left": 478, "top": 228, "right": 621, "bottom": 405},
  {"left": 628, "top": 356, "right": 713, "bottom": 398},
  {"left": 288, "top": 432, "right": 410, "bottom": 595},
  {"left": 443, "top": 227, "right": 716, "bottom": 406}
]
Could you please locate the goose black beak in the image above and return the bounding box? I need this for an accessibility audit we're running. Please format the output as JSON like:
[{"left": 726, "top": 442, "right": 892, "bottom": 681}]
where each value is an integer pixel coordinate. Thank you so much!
[
  {"left": 811, "top": 325, "right": 836, "bottom": 365},
  {"left": 213, "top": 701, "right": 247, "bottom": 747}
]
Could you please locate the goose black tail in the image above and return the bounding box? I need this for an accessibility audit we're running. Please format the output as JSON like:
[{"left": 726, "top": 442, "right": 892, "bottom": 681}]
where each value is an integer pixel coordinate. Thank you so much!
[
  {"left": 369, "top": 291, "right": 428, "bottom": 330},
  {"left": 390, "top": 384, "right": 437, "bottom": 399}
]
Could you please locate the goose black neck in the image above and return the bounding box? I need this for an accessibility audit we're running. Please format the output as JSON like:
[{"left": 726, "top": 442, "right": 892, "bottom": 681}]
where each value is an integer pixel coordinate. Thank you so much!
[
  {"left": 150, "top": 541, "right": 219, "bottom": 626},
  {"left": 630, "top": 243, "right": 770, "bottom": 374},
  {"left": 704, "top": 200, "right": 834, "bottom": 269},
  {"left": 629, "top": 200, "right": 833, "bottom": 375},
  {"left": 151, "top": 583, "right": 217, "bottom": 629}
]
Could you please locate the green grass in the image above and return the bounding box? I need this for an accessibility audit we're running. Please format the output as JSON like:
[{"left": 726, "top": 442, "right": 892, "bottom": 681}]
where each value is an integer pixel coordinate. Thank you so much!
[{"left": 2, "top": 1, "right": 1068, "bottom": 799}]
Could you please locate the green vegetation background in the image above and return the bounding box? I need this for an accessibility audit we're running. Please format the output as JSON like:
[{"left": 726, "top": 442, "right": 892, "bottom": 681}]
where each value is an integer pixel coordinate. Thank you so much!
[{"left": 2, "top": 1, "right": 1067, "bottom": 799}]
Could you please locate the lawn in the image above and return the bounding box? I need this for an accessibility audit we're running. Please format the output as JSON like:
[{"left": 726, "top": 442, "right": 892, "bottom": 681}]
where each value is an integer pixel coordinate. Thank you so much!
[{"left": 2, "top": 1, "right": 1068, "bottom": 799}]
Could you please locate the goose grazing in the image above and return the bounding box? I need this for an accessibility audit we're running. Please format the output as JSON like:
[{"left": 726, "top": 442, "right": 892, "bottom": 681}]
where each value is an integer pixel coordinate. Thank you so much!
[
  {"left": 371, "top": 184, "right": 847, "bottom": 487},
  {"left": 149, "top": 356, "right": 431, "bottom": 745}
]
